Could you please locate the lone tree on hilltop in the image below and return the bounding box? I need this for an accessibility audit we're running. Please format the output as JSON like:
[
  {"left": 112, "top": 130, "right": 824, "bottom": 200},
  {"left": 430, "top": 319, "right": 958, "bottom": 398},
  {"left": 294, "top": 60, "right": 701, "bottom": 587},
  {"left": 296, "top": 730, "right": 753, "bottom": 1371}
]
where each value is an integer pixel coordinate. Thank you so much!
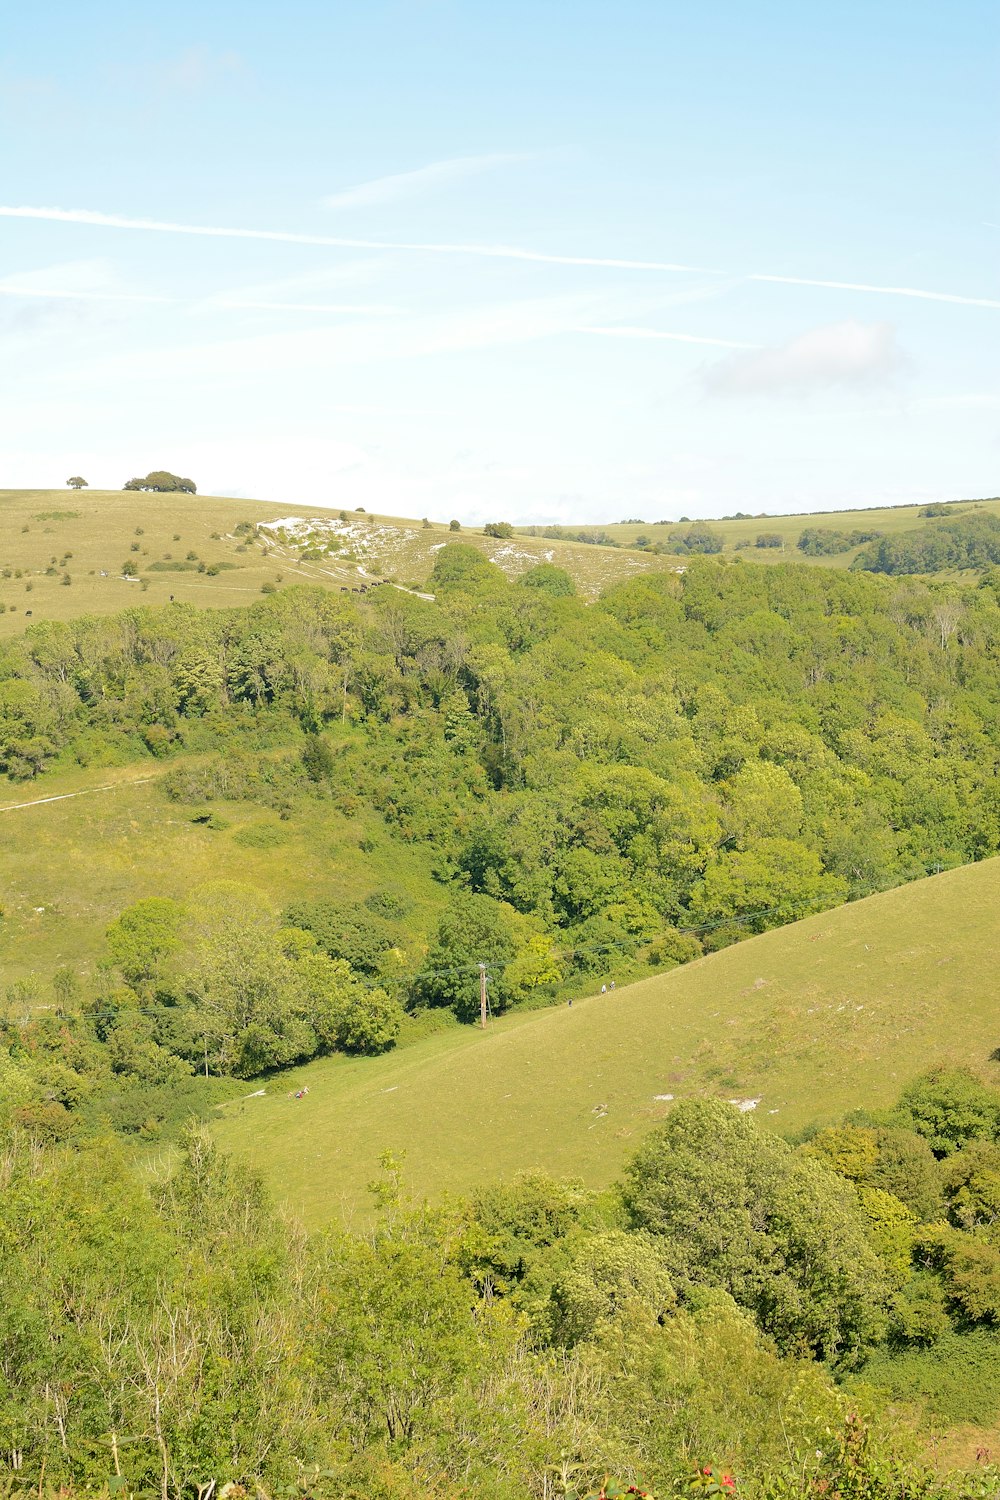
[
  {"left": 483, "top": 520, "right": 514, "bottom": 538},
  {"left": 123, "top": 470, "right": 197, "bottom": 494},
  {"left": 66, "top": 476, "right": 88, "bottom": 490}
]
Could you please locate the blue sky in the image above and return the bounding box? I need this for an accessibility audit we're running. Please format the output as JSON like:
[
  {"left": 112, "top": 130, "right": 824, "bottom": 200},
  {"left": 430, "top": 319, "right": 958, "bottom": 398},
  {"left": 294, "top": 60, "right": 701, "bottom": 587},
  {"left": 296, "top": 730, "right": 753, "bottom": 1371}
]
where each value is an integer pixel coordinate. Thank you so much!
[{"left": 1, "top": 0, "right": 997, "bottom": 521}]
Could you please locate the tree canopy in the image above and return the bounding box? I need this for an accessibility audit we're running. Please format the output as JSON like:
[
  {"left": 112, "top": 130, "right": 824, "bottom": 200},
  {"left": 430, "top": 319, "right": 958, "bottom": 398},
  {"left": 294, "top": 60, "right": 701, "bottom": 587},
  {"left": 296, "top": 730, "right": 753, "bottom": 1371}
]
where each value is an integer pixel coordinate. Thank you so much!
[{"left": 123, "top": 470, "right": 197, "bottom": 494}]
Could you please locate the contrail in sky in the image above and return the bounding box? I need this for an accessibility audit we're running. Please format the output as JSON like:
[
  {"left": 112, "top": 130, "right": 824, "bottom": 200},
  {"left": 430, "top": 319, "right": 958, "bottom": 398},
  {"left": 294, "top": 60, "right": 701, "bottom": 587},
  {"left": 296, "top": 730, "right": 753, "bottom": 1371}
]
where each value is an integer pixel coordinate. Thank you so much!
[
  {"left": 0, "top": 206, "right": 714, "bottom": 274},
  {"left": 2, "top": 204, "right": 998, "bottom": 309}
]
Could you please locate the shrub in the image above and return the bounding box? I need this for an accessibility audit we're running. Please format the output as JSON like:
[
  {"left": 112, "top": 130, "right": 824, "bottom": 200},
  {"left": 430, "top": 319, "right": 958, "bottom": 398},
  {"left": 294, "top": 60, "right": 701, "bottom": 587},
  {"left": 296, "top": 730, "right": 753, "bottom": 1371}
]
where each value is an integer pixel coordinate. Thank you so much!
[{"left": 898, "top": 1067, "right": 1000, "bottom": 1156}]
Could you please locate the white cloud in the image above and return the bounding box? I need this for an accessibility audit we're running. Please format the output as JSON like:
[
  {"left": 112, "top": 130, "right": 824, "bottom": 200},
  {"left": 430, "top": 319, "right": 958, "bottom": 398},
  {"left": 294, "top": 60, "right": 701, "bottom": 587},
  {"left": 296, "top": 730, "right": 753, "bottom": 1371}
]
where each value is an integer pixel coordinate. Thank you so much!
[
  {"left": 323, "top": 154, "right": 524, "bottom": 209},
  {"left": 705, "top": 320, "right": 905, "bottom": 396}
]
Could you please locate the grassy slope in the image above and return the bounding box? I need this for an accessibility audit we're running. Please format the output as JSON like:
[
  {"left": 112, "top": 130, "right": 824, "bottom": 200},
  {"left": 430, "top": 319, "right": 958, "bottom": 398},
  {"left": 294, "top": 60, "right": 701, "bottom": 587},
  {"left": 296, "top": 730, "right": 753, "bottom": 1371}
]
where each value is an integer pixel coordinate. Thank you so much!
[
  {"left": 215, "top": 857, "right": 1000, "bottom": 1226},
  {"left": 0, "top": 761, "right": 444, "bottom": 992},
  {"left": 3, "top": 490, "right": 995, "bottom": 635},
  {"left": 584, "top": 496, "right": 1000, "bottom": 565},
  {"left": 0, "top": 489, "right": 674, "bottom": 634}
]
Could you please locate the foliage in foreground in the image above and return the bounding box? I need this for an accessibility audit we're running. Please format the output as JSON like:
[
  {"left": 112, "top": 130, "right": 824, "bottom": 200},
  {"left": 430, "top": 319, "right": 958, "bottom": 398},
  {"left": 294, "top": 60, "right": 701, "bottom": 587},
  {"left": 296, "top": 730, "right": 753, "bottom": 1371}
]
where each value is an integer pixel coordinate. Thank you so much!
[{"left": 7, "top": 1069, "right": 1000, "bottom": 1497}]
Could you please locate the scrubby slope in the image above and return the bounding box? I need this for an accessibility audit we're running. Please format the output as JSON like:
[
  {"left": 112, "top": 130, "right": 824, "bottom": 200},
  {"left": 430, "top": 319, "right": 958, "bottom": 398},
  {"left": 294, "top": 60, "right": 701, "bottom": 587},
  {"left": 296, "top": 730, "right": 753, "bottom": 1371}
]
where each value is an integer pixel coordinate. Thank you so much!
[
  {"left": 0, "top": 760, "right": 445, "bottom": 992},
  {"left": 0, "top": 489, "right": 674, "bottom": 634},
  {"left": 589, "top": 495, "right": 1000, "bottom": 563},
  {"left": 215, "top": 856, "right": 1000, "bottom": 1224}
]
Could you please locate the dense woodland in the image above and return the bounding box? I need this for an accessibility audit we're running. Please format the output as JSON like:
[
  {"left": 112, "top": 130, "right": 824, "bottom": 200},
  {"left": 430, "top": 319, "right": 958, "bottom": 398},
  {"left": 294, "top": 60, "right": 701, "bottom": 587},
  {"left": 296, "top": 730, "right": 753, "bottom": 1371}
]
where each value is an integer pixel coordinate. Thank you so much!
[
  {"left": 853, "top": 514, "right": 1000, "bottom": 575},
  {"left": 3, "top": 549, "right": 1000, "bottom": 1076}
]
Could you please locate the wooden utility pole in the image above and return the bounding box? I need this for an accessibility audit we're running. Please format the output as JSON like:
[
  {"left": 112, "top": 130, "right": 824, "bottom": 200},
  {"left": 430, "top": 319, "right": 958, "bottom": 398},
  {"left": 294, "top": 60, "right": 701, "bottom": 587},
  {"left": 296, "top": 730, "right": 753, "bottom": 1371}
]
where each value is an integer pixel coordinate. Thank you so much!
[{"left": 479, "top": 963, "right": 488, "bottom": 1029}]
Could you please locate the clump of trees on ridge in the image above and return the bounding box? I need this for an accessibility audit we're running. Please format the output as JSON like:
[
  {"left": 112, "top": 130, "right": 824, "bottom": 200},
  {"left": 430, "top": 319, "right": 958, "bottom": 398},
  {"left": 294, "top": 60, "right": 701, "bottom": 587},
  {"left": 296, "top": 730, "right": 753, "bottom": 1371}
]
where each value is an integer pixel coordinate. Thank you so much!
[{"left": 123, "top": 469, "right": 197, "bottom": 494}]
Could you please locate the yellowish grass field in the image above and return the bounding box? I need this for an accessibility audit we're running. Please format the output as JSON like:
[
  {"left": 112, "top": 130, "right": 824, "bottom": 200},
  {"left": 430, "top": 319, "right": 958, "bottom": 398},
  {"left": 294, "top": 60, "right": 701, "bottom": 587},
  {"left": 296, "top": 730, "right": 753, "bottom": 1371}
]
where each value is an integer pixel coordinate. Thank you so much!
[
  {"left": 214, "top": 857, "right": 1000, "bottom": 1225},
  {"left": 0, "top": 489, "right": 676, "bottom": 634}
]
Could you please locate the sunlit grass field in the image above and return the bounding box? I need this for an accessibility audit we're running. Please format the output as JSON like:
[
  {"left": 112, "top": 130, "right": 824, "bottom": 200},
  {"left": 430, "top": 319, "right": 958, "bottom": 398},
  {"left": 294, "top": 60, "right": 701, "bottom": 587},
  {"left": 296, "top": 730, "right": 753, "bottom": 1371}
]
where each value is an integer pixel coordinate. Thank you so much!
[
  {"left": 0, "top": 761, "right": 444, "bottom": 993},
  {"left": 0, "top": 488, "right": 676, "bottom": 632},
  {"left": 214, "top": 857, "right": 1000, "bottom": 1225},
  {"left": 584, "top": 494, "right": 1000, "bottom": 564}
]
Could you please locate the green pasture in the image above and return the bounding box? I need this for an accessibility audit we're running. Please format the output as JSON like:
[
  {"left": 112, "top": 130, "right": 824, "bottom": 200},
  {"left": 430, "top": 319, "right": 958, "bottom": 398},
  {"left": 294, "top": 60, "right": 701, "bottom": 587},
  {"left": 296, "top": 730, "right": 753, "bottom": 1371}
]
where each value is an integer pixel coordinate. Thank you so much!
[
  {"left": 0, "top": 762, "right": 443, "bottom": 993},
  {"left": 583, "top": 495, "right": 1000, "bottom": 564},
  {"left": 215, "top": 856, "right": 1000, "bottom": 1225}
]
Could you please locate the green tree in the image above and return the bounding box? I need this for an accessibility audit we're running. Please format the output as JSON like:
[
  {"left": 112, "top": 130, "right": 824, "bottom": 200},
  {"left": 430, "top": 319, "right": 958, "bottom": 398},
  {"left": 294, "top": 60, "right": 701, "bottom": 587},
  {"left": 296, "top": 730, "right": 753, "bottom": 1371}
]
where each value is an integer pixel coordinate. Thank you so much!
[
  {"left": 690, "top": 839, "right": 847, "bottom": 939},
  {"left": 547, "top": 1229, "right": 676, "bottom": 1346},
  {"left": 804, "top": 1123, "right": 941, "bottom": 1222},
  {"left": 898, "top": 1067, "right": 1000, "bottom": 1156},
  {"left": 430, "top": 542, "right": 505, "bottom": 595},
  {"left": 415, "top": 892, "right": 523, "bottom": 1020},
  {"left": 520, "top": 562, "right": 576, "bottom": 597},
  {"left": 65, "top": 476, "right": 88, "bottom": 490},
  {"left": 722, "top": 761, "right": 803, "bottom": 847},
  {"left": 623, "top": 1099, "right": 890, "bottom": 1360},
  {"left": 940, "top": 1140, "right": 1000, "bottom": 1231},
  {"left": 283, "top": 898, "right": 393, "bottom": 976},
  {"left": 301, "top": 732, "right": 335, "bottom": 782},
  {"left": 105, "top": 897, "right": 186, "bottom": 986},
  {"left": 314, "top": 1211, "right": 508, "bottom": 1444},
  {"left": 123, "top": 470, "right": 197, "bottom": 493}
]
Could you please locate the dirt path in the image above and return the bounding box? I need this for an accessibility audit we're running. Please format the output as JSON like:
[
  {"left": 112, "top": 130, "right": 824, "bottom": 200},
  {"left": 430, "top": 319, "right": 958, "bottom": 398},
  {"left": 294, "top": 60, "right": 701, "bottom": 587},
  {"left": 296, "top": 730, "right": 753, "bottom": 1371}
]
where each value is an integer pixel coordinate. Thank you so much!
[{"left": 0, "top": 774, "right": 157, "bottom": 815}]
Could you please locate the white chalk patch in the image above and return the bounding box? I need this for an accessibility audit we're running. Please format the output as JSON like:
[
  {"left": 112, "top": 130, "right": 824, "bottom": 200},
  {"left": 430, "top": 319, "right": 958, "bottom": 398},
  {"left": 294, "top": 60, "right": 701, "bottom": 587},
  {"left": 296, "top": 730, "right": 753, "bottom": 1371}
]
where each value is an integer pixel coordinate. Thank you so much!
[
  {"left": 728, "top": 1097, "right": 762, "bottom": 1113},
  {"left": 653, "top": 1093, "right": 674, "bottom": 1101}
]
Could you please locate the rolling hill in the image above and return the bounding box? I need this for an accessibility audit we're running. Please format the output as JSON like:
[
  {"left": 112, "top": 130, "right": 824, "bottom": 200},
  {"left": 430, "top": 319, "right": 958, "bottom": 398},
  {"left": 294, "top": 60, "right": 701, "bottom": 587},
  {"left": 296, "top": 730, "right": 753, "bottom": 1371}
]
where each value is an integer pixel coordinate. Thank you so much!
[
  {"left": 0, "top": 488, "right": 676, "bottom": 635},
  {"left": 214, "top": 855, "right": 1000, "bottom": 1225},
  {"left": 2, "top": 487, "right": 998, "bottom": 643},
  {"left": 587, "top": 495, "right": 1000, "bottom": 560}
]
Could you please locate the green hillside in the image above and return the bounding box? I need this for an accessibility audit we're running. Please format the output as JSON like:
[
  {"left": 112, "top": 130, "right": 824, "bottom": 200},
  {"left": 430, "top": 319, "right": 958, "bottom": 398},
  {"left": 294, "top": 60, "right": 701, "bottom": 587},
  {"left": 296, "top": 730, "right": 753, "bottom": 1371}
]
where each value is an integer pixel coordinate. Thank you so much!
[
  {"left": 3, "top": 487, "right": 997, "bottom": 646},
  {"left": 0, "top": 758, "right": 445, "bottom": 992},
  {"left": 585, "top": 495, "right": 1000, "bottom": 564},
  {"left": 215, "top": 856, "right": 1000, "bottom": 1224},
  {"left": 0, "top": 488, "right": 677, "bottom": 634}
]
